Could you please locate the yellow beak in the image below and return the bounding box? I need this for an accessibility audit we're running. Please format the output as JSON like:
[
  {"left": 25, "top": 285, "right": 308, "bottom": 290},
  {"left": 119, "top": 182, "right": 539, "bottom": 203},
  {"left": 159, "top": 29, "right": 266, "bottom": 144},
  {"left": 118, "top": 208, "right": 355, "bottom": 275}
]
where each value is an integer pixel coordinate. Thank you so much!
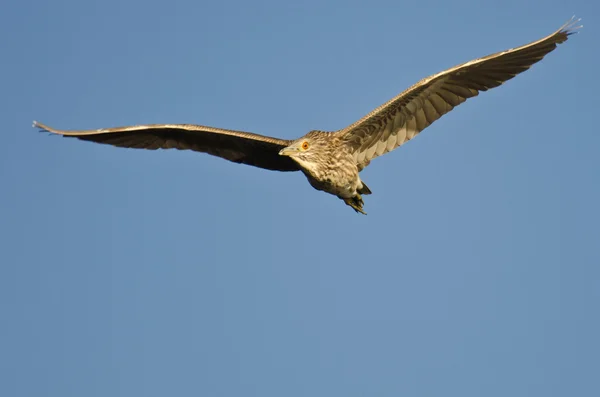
[{"left": 279, "top": 147, "right": 300, "bottom": 156}]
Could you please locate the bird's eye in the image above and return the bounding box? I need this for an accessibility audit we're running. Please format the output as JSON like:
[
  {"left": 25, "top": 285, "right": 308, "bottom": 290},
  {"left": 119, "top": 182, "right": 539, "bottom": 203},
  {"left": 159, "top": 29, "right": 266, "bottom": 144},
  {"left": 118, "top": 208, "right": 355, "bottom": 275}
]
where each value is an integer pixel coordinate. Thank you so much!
[{"left": 301, "top": 141, "right": 309, "bottom": 150}]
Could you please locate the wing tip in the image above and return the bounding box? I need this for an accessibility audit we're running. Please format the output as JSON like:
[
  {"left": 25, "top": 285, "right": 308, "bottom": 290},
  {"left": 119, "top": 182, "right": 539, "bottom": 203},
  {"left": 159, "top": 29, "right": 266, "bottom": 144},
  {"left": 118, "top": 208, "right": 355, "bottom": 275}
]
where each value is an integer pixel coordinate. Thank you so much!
[
  {"left": 32, "top": 120, "right": 51, "bottom": 133},
  {"left": 31, "top": 120, "right": 89, "bottom": 136},
  {"left": 559, "top": 15, "right": 583, "bottom": 37}
]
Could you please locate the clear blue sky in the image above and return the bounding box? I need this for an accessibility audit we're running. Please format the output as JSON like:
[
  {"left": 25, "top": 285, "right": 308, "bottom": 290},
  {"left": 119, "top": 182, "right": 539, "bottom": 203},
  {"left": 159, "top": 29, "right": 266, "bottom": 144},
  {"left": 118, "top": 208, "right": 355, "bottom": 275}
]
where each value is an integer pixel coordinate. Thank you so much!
[{"left": 1, "top": 0, "right": 598, "bottom": 396}]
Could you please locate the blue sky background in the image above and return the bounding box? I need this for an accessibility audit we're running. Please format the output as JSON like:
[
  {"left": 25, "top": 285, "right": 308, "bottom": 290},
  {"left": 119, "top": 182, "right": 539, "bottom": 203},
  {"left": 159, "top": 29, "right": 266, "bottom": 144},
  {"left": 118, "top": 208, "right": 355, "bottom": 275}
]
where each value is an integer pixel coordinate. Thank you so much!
[{"left": 1, "top": 1, "right": 599, "bottom": 396}]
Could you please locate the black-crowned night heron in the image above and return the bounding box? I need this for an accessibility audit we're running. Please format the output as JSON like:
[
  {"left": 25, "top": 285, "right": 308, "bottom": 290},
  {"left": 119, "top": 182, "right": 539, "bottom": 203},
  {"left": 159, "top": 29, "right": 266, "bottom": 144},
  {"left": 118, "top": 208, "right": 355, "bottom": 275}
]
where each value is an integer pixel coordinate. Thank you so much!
[{"left": 33, "top": 18, "right": 580, "bottom": 214}]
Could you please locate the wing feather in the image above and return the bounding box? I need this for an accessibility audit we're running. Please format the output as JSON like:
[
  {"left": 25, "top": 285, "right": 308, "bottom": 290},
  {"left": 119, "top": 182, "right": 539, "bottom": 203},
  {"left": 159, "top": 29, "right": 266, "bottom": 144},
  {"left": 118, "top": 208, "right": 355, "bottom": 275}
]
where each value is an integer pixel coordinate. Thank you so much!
[
  {"left": 337, "top": 18, "right": 581, "bottom": 169},
  {"left": 33, "top": 121, "right": 299, "bottom": 172}
]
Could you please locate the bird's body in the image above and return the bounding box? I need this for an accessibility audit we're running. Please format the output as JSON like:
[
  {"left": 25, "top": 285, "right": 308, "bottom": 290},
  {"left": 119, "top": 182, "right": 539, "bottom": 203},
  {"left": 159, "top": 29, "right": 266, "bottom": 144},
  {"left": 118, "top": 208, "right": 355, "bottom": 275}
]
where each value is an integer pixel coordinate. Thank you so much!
[
  {"left": 33, "top": 18, "right": 581, "bottom": 214},
  {"left": 300, "top": 146, "right": 359, "bottom": 200},
  {"left": 278, "top": 130, "right": 372, "bottom": 213},
  {"left": 287, "top": 132, "right": 355, "bottom": 196}
]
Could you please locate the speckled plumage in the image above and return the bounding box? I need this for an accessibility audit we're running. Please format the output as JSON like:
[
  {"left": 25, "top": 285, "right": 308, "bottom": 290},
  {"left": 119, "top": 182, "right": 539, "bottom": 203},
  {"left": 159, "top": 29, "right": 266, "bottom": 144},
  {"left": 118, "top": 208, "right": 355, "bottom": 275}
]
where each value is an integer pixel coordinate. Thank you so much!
[
  {"left": 289, "top": 132, "right": 358, "bottom": 197},
  {"left": 32, "top": 19, "right": 580, "bottom": 214}
]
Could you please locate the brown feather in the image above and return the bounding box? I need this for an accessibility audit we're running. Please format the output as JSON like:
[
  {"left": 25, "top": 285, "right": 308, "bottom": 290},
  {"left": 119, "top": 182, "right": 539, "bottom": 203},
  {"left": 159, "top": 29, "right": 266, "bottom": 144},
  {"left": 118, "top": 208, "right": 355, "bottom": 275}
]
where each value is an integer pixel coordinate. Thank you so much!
[
  {"left": 337, "top": 18, "right": 581, "bottom": 169},
  {"left": 33, "top": 122, "right": 299, "bottom": 172}
]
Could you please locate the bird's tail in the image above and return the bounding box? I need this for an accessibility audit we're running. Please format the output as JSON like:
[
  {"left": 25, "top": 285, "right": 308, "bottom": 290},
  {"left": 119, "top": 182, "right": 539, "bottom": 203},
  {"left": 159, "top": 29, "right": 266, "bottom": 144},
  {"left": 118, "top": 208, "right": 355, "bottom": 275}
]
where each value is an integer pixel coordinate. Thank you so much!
[{"left": 358, "top": 181, "right": 372, "bottom": 195}]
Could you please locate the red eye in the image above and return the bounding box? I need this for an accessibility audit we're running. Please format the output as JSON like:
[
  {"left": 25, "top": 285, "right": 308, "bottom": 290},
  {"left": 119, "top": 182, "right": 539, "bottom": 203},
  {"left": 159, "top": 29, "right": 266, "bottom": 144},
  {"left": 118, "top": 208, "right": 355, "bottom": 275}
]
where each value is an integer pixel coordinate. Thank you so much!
[{"left": 301, "top": 142, "right": 309, "bottom": 150}]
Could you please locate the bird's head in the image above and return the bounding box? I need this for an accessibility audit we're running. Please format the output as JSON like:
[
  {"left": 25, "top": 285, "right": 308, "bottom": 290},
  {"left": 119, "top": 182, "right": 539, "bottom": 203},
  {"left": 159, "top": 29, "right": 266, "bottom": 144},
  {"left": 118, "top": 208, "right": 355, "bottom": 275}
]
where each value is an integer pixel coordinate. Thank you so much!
[{"left": 278, "top": 131, "right": 329, "bottom": 171}]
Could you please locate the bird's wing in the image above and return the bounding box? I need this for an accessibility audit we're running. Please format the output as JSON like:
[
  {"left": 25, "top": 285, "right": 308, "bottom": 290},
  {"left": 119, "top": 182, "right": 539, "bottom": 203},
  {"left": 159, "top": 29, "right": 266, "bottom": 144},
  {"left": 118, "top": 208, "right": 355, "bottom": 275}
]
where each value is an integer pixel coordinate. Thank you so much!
[
  {"left": 33, "top": 121, "right": 300, "bottom": 172},
  {"left": 336, "top": 18, "right": 581, "bottom": 169}
]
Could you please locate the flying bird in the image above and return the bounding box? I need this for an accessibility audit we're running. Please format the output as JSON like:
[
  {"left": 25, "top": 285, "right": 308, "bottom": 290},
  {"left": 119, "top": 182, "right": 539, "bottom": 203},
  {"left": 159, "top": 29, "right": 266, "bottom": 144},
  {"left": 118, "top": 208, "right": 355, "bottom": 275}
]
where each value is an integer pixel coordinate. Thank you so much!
[{"left": 33, "top": 18, "right": 580, "bottom": 214}]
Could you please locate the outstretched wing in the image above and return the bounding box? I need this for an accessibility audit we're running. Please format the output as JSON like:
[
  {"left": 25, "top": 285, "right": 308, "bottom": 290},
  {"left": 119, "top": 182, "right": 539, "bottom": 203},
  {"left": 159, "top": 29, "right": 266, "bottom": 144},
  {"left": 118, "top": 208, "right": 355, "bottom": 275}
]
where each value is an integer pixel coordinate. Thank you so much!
[
  {"left": 33, "top": 121, "right": 300, "bottom": 172},
  {"left": 337, "top": 18, "right": 581, "bottom": 170}
]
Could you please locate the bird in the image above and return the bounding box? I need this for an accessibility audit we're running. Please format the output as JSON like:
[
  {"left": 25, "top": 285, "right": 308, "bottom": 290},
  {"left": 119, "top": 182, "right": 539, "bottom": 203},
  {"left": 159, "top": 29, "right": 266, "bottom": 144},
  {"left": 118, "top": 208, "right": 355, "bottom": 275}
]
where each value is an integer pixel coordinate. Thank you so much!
[{"left": 33, "top": 18, "right": 580, "bottom": 215}]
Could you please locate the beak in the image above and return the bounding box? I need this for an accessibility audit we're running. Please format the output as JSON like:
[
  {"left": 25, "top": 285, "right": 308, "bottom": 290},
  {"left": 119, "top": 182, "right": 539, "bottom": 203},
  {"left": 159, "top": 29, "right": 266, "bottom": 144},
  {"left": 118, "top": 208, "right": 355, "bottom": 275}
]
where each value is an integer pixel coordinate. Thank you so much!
[{"left": 279, "top": 146, "right": 299, "bottom": 156}]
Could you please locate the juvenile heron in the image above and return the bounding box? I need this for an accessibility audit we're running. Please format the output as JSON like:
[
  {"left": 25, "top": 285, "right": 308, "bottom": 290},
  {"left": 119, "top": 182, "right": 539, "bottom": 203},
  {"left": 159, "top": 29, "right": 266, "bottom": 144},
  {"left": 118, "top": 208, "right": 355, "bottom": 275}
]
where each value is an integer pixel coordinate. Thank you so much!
[{"left": 33, "top": 18, "right": 580, "bottom": 214}]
